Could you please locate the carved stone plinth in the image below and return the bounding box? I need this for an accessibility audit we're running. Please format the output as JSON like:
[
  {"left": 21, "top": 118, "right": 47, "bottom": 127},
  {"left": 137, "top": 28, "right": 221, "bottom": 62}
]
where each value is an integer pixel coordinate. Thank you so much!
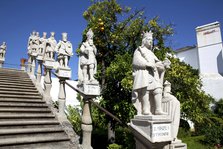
[
  {"left": 55, "top": 67, "right": 71, "bottom": 79},
  {"left": 130, "top": 115, "right": 172, "bottom": 143},
  {"left": 129, "top": 115, "right": 187, "bottom": 149},
  {"left": 77, "top": 83, "right": 100, "bottom": 96},
  {"left": 43, "top": 59, "right": 55, "bottom": 69}
]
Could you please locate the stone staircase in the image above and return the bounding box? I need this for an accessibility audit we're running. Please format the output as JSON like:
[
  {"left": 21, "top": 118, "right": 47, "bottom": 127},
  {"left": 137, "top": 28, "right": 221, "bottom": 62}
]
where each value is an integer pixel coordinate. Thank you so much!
[{"left": 0, "top": 68, "right": 78, "bottom": 149}]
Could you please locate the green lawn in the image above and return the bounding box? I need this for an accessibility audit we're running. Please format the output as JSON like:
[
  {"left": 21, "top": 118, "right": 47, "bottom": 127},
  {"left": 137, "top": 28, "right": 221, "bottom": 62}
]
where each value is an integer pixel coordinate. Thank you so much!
[{"left": 181, "top": 136, "right": 222, "bottom": 149}]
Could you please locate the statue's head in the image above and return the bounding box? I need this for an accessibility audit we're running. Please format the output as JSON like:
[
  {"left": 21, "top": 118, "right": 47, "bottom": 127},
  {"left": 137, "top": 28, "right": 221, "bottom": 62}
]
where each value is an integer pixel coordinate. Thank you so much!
[
  {"left": 32, "top": 30, "right": 36, "bottom": 35},
  {"left": 142, "top": 31, "right": 153, "bottom": 49},
  {"left": 43, "top": 32, "right": 47, "bottom": 38},
  {"left": 86, "top": 29, "right": 94, "bottom": 45},
  {"left": 36, "top": 32, "right": 40, "bottom": 37},
  {"left": 62, "top": 32, "right": 68, "bottom": 42},
  {"left": 164, "top": 80, "right": 171, "bottom": 93},
  {"left": 50, "top": 32, "right": 55, "bottom": 37}
]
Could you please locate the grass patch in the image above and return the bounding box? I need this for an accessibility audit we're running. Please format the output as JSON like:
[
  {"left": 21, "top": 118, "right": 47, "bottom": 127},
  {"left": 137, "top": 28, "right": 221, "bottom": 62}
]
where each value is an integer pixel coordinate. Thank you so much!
[{"left": 181, "top": 135, "right": 222, "bottom": 149}]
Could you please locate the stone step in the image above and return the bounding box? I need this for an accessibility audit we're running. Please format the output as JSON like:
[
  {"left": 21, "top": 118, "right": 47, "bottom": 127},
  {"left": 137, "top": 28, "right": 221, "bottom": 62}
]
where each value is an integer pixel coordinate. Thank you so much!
[
  {"left": 0, "top": 87, "right": 38, "bottom": 93},
  {"left": 0, "top": 132, "right": 70, "bottom": 146},
  {"left": 0, "top": 127, "right": 64, "bottom": 135},
  {"left": 0, "top": 69, "right": 28, "bottom": 74},
  {"left": 0, "top": 120, "right": 59, "bottom": 126},
  {"left": 0, "top": 94, "right": 42, "bottom": 99},
  {"left": 0, "top": 73, "right": 29, "bottom": 78},
  {"left": 0, "top": 79, "right": 34, "bottom": 85},
  {"left": 0, "top": 76, "right": 30, "bottom": 81},
  {"left": 0, "top": 140, "right": 72, "bottom": 149},
  {"left": 0, "top": 108, "right": 51, "bottom": 113},
  {"left": 0, "top": 98, "right": 44, "bottom": 103},
  {"left": 0, "top": 84, "right": 37, "bottom": 90},
  {"left": 0, "top": 82, "right": 35, "bottom": 87},
  {"left": 0, "top": 113, "right": 55, "bottom": 119},
  {"left": 0, "top": 90, "right": 40, "bottom": 96},
  {"left": 0, "top": 102, "right": 48, "bottom": 108},
  {"left": 0, "top": 68, "right": 27, "bottom": 73},
  {"left": 0, "top": 124, "right": 61, "bottom": 130},
  {"left": 0, "top": 75, "right": 30, "bottom": 79}
]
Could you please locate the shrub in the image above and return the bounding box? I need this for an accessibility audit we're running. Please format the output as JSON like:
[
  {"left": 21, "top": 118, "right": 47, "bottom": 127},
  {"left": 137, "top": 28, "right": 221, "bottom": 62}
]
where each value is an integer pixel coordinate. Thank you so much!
[{"left": 107, "top": 143, "right": 122, "bottom": 149}]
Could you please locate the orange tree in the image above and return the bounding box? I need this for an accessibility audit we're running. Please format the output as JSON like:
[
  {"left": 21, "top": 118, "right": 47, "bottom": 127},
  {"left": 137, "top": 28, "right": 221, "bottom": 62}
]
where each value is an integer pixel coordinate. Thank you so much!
[{"left": 78, "top": 0, "right": 213, "bottom": 147}]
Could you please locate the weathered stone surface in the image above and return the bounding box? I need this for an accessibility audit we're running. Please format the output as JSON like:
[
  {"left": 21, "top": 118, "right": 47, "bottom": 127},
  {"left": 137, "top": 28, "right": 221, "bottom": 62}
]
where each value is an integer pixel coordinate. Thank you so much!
[{"left": 0, "top": 68, "right": 79, "bottom": 148}]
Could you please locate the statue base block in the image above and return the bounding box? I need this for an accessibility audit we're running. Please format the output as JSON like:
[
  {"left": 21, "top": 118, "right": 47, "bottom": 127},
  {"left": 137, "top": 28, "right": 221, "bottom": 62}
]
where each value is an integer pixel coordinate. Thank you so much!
[
  {"left": 36, "top": 55, "right": 43, "bottom": 61},
  {"left": 0, "top": 58, "right": 5, "bottom": 62},
  {"left": 77, "top": 83, "right": 100, "bottom": 96},
  {"left": 43, "top": 60, "right": 55, "bottom": 69},
  {"left": 31, "top": 52, "right": 38, "bottom": 57},
  {"left": 130, "top": 116, "right": 172, "bottom": 143},
  {"left": 55, "top": 67, "right": 71, "bottom": 79}
]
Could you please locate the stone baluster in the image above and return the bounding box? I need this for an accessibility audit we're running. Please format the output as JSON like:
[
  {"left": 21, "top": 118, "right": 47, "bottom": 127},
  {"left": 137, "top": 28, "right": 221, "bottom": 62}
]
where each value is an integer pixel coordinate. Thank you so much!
[
  {"left": 81, "top": 96, "right": 93, "bottom": 149},
  {"left": 43, "top": 66, "right": 52, "bottom": 101},
  {"left": 36, "top": 60, "right": 42, "bottom": 83},
  {"left": 27, "top": 55, "right": 31, "bottom": 73},
  {"left": 0, "top": 61, "right": 3, "bottom": 68},
  {"left": 31, "top": 56, "right": 36, "bottom": 76},
  {"left": 58, "top": 78, "right": 66, "bottom": 117}
]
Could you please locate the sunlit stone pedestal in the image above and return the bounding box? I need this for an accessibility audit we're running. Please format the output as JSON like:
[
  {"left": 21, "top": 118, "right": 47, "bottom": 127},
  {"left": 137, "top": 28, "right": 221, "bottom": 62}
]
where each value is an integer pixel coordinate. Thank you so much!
[{"left": 129, "top": 115, "right": 187, "bottom": 149}]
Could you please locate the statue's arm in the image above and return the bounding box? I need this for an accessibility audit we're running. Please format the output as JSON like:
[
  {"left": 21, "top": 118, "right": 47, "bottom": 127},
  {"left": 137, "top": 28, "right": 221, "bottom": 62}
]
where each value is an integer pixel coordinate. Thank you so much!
[
  {"left": 133, "top": 50, "right": 148, "bottom": 69},
  {"left": 93, "top": 45, "right": 97, "bottom": 55},
  {"left": 80, "top": 43, "right": 88, "bottom": 55},
  {"left": 55, "top": 41, "right": 61, "bottom": 53},
  {"left": 68, "top": 42, "right": 73, "bottom": 56}
]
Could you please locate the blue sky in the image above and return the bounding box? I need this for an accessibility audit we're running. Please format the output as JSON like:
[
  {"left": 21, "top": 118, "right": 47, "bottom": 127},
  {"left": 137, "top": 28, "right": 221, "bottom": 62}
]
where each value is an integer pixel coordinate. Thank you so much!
[{"left": 0, "top": 0, "right": 222, "bottom": 79}]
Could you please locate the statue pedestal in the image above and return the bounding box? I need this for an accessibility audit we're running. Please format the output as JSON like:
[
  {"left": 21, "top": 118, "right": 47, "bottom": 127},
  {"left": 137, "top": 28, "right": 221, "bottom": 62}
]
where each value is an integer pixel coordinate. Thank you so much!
[
  {"left": 43, "top": 59, "right": 55, "bottom": 69},
  {"left": 129, "top": 115, "right": 186, "bottom": 149},
  {"left": 31, "top": 52, "right": 38, "bottom": 57},
  {"left": 36, "top": 55, "right": 43, "bottom": 61},
  {"left": 55, "top": 67, "right": 71, "bottom": 79},
  {"left": 77, "top": 83, "right": 100, "bottom": 96}
]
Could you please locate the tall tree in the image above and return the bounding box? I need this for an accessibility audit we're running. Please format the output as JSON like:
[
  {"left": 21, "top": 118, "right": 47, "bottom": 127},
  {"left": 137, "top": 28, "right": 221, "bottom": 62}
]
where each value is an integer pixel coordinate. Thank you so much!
[{"left": 79, "top": 0, "right": 212, "bottom": 146}]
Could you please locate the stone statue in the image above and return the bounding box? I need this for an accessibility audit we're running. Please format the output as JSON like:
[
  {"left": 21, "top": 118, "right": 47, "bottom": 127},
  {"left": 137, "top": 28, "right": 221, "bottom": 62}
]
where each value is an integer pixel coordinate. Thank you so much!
[
  {"left": 27, "top": 31, "right": 36, "bottom": 55},
  {"left": 45, "top": 32, "right": 57, "bottom": 60},
  {"left": 38, "top": 32, "right": 47, "bottom": 56},
  {"left": 132, "top": 31, "right": 170, "bottom": 115},
  {"left": 28, "top": 31, "right": 40, "bottom": 56},
  {"left": 0, "top": 42, "right": 6, "bottom": 59},
  {"left": 78, "top": 29, "right": 97, "bottom": 83},
  {"left": 162, "top": 80, "right": 181, "bottom": 142},
  {"left": 55, "top": 32, "right": 73, "bottom": 68}
]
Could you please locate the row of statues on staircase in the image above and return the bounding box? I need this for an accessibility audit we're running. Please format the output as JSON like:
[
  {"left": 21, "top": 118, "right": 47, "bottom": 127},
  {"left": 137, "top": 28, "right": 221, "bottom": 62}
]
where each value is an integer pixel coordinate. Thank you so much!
[
  {"left": 27, "top": 29, "right": 98, "bottom": 84},
  {"left": 27, "top": 31, "right": 73, "bottom": 68}
]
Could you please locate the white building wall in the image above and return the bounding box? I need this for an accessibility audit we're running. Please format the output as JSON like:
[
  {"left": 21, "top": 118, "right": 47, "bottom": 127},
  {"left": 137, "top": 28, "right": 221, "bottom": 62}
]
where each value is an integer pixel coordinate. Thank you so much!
[
  {"left": 197, "top": 44, "right": 223, "bottom": 74},
  {"left": 176, "top": 47, "right": 199, "bottom": 69},
  {"left": 196, "top": 22, "right": 223, "bottom": 74},
  {"left": 196, "top": 22, "right": 223, "bottom": 100},
  {"left": 176, "top": 22, "right": 223, "bottom": 100}
]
